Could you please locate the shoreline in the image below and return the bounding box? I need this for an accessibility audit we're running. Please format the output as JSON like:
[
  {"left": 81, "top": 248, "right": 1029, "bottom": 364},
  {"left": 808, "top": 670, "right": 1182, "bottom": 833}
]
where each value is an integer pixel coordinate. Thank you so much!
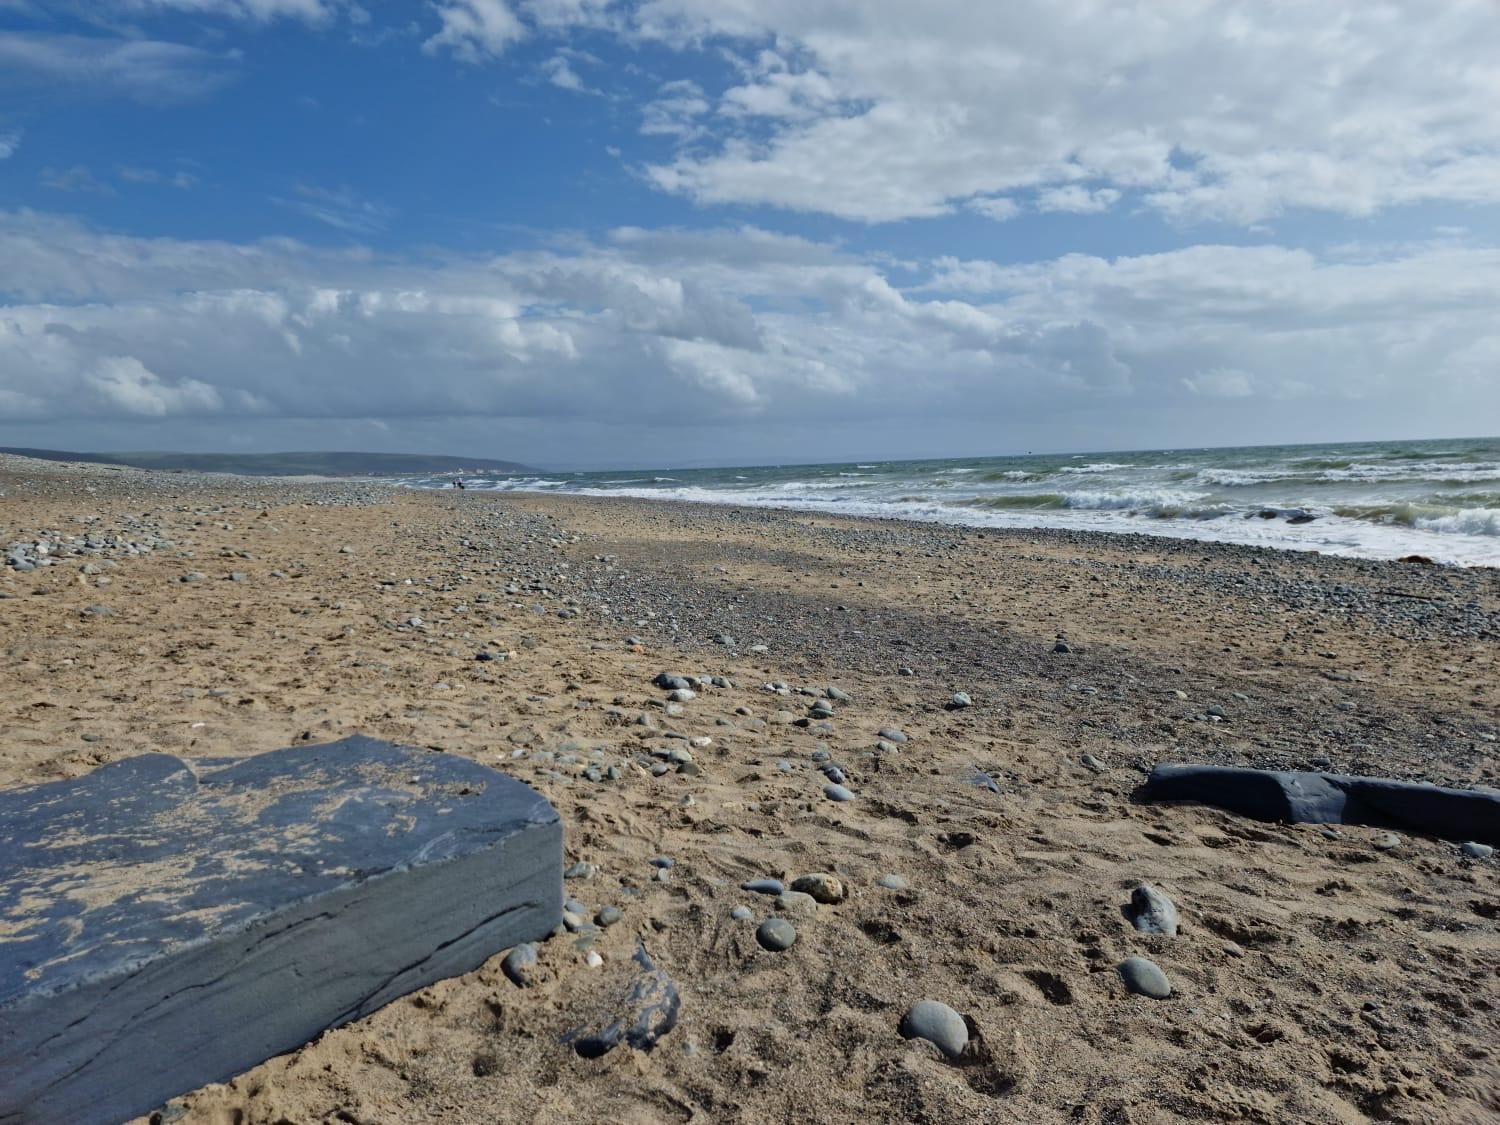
[
  {"left": 399, "top": 480, "right": 1500, "bottom": 570},
  {"left": 2, "top": 459, "right": 1497, "bottom": 1123}
]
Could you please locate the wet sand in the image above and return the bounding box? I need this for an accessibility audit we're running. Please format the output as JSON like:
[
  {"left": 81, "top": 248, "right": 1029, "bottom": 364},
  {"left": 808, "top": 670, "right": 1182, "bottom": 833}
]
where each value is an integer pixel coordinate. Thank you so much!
[{"left": 2, "top": 453, "right": 1497, "bottom": 1124}]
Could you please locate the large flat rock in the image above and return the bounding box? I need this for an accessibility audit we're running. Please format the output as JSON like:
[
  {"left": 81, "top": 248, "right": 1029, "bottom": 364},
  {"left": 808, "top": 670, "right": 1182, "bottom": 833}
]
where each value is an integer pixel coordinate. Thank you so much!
[
  {"left": 0, "top": 737, "right": 562, "bottom": 1125},
  {"left": 1143, "top": 763, "right": 1500, "bottom": 844}
]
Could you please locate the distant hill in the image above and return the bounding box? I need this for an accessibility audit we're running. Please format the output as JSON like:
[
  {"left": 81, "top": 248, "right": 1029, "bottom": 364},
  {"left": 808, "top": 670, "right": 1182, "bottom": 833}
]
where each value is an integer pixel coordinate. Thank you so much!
[{"left": 0, "top": 448, "right": 535, "bottom": 477}]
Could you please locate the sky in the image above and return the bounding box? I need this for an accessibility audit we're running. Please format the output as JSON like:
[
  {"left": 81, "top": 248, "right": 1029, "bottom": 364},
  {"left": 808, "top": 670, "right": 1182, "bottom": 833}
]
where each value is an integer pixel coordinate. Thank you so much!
[{"left": 0, "top": 1, "right": 1498, "bottom": 469}]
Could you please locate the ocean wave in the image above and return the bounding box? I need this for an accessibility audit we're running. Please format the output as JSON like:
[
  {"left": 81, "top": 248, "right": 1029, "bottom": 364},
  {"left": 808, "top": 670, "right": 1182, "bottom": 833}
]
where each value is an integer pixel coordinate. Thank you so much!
[
  {"left": 1336, "top": 502, "right": 1500, "bottom": 537},
  {"left": 1057, "top": 462, "right": 1129, "bottom": 474}
]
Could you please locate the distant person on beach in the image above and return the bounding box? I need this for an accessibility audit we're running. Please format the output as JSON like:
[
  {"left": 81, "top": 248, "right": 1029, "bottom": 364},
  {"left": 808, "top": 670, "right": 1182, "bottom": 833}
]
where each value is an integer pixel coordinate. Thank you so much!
[{"left": 452, "top": 477, "right": 466, "bottom": 490}]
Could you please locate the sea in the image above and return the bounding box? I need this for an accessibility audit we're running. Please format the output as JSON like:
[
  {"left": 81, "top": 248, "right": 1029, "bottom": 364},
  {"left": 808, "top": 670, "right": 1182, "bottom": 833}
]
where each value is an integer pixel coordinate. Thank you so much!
[{"left": 399, "top": 437, "right": 1500, "bottom": 568}]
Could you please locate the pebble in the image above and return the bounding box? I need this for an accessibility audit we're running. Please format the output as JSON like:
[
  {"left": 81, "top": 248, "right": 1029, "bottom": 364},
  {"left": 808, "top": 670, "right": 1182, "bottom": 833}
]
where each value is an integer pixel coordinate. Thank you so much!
[
  {"left": 899, "top": 1000, "right": 968, "bottom": 1059},
  {"left": 949, "top": 692, "right": 972, "bottom": 709},
  {"left": 1127, "top": 883, "right": 1179, "bottom": 936},
  {"left": 741, "top": 878, "right": 784, "bottom": 896},
  {"left": 823, "top": 783, "right": 856, "bottom": 802},
  {"left": 730, "top": 905, "right": 753, "bottom": 921},
  {"left": 596, "top": 906, "right": 623, "bottom": 927},
  {"left": 876, "top": 873, "right": 909, "bottom": 891},
  {"left": 1118, "top": 956, "right": 1172, "bottom": 999},
  {"left": 1080, "top": 753, "right": 1106, "bottom": 772},
  {"left": 775, "top": 891, "right": 819, "bottom": 916},
  {"left": 502, "top": 943, "right": 538, "bottom": 987},
  {"left": 1460, "top": 841, "right": 1493, "bottom": 860},
  {"left": 756, "top": 918, "right": 797, "bottom": 952},
  {"left": 791, "top": 872, "right": 846, "bottom": 904},
  {"left": 668, "top": 688, "right": 696, "bottom": 703},
  {"left": 564, "top": 861, "right": 595, "bottom": 880},
  {"left": 1373, "top": 832, "right": 1401, "bottom": 851},
  {"left": 649, "top": 856, "right": 676, "bottom": 869},
  {"left": 877, "top": 728, "right": 908, "bottom": 744}
]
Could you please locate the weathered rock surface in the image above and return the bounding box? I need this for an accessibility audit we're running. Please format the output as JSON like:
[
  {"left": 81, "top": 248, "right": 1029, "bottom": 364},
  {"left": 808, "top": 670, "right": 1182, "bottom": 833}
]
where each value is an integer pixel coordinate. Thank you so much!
[
  {"left": 0, "top": 736, "right": 562, "bottom": 1125},
  {"left": 1143, "top": 763, "right": 1500, "bottom": 844},
  {"left": 563, "top": 944, "right": 680, "bottom": 1059}
]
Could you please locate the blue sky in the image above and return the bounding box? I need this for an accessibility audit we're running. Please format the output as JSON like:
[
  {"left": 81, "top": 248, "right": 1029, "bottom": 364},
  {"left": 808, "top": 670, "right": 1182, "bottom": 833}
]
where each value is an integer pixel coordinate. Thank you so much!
[{"left": 1, "top": 1, "right": 1498, "bottom": 468}]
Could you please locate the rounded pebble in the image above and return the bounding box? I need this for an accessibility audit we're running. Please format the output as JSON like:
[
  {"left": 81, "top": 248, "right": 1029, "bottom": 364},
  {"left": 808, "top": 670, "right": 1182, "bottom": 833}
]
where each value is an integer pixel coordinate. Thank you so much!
[
  {"left": 741, "top": 878, "right": 784, "bottom": 895},
  {"left": 730, "top": 905, "right": 753, "bottom": 920},
  {"left": 823, "top": 784, "right": 856, "bottom": 802},
  {"left": 899, "top": 1000, "right": 968, "bottom": 1059},
  {"left": 756, "top": 917, "right": 797, "bottom": 952},
  {"left": 876, "top": 873, "right": 909, "bottom": 891},
  {"left": 1118, "top": 956, "right": 1172, "bottom": 999},
  {"left": 791, "top": 872, "right": 846, "bottom": 904},
  {"left": 1461, "top": 841, "right": 1493, "bottom": 860}
]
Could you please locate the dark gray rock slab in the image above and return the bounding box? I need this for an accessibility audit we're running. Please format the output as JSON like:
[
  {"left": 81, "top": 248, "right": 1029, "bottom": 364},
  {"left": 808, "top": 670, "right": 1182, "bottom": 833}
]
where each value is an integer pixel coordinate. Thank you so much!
[
  {"left": 1143, "top": 763, "right": 1500, "bottom": 845},
  {"left": 0, "top": 736, "right": 562, "bottom": 1125}
]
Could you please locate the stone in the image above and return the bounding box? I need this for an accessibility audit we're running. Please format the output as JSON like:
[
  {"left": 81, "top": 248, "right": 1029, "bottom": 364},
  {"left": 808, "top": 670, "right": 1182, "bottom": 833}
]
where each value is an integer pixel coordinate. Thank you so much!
[
  {"left": 503, "top": 943, "right": 539, "bottom": 987},
  {"left": 730, "top": 905, "right": 753, "bottom": 921},
  {"left": 790, "top": 873, "right": 846, "bottom": 904},
  {"left": 1127, "top": 884, "right": 1179, "bottom": 936},
  {"left": 876, "top": 873, "right": 909, "bottom": 891},
  {"left": 740, "top": 878, "right": 783, "bottom": 896},
  {"left": 668, "top": 688, "right": 697, "bottom": 703},
  {"left": 1118, "top": 956, "right": 1171, "bottom": 999},
  {"left": 756, "top": 918, "right": 796, "bottom": 952},
  {"left": 774, "top": 891, "right": 818, "bottom": 916},
  {"left": 1143, "top": 763, "right": 1500, "bottom": 844},
  {"left": 824, "top": 784, "right": 856, "bottom": 803},
  {"left": 1373, "top": 832, "right": 1401, "bottom": 851},
  {"left": 899, "top": 1000, "right": 968, "bottom": 1059},
  {"left": 878, "top": 728, "right": 908, "bottom": 744},
  {"left": 949, "top": 692, "right": 972, "bottom": 709},
  {"left": 0, "top": 737, "right": 562, "bottom": 1125},
  {"left": 563, "top": 944, "right": 680, "bottom": 1058},
  {"left": 1461, "top": 841, "right": 1493, "bottom": 860}
]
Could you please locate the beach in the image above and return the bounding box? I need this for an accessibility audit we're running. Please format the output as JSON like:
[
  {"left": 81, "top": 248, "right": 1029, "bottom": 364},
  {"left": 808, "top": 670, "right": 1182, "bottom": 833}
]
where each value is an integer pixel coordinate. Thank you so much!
[{"left": 2, "top": 452, "right": 1497, "bottom": 1124}]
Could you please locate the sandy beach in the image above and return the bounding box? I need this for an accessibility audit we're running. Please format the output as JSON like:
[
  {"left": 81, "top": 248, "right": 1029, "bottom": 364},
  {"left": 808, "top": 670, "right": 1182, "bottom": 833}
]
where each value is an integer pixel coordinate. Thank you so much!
[{"left": 2, "top": 452, "right": 1497, "bottom": 1124}]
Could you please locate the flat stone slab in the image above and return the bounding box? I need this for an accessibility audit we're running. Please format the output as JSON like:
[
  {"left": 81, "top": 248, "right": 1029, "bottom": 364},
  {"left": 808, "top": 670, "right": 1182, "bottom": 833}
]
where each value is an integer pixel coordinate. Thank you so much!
[
  {"left": 0, "top": 736, "right": 562, "bottom": 1124},
  {"left": 1143, "top": 763, "right": 1500, "bottom": 845}
]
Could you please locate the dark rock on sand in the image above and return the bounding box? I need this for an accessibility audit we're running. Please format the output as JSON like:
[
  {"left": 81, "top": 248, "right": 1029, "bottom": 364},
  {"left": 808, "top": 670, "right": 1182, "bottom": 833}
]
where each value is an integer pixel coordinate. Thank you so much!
[
  {"left": 0, "top": 737, "right": 562, "bottom": 1125},
  {"left": 564, "top": 944, "right": 680, "bottom": 1059},
  {"left": 756, "top": 917, "right": 797, "bottom": 951},
  {"left": 1143, "top": 763, "right": 1500, "bottom": 844}
]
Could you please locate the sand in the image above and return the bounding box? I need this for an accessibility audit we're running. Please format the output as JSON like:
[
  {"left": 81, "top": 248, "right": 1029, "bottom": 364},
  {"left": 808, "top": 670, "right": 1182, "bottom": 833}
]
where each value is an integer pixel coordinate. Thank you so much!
[{"left": 1, "top": 452, "right": 1497, "bottom": 1124}]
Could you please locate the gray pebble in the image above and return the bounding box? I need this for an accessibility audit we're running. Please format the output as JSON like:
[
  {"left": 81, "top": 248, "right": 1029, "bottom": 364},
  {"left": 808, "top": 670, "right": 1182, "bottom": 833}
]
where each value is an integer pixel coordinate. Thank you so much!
[
  {"left": 741, "top": 878, "right": 784, "bottom": 896},
  {"left": 774, "top": 890, "right": 818, "bottom": 916},
  {"left": 502, "top": 943, "right": 538, "bottom": 987},
  {"left": 1461, "top": 841, "right": 1493, "bottom": 860},
  {"left": 1127, "top": 883, "right": 1179, "bottom": 936},
  {"left": 949, "top": 692, "right": 972, "bottom": 709},
  {"left": 1118, "top": 956, "right": 1171, "bottom": 999},
  {"left": 823, "top": 783, "right": 856, "bottom": 802},
  {"left": 899, "top": 1000, "right": 968, "bottom": 1059},
  {"left": 876, "top": 873, "right": 909, "bottom": 891},
  {"left": 756, "top": 917, "right": 797, "bottom": 952},
  {"left": 877, "top": 728, "right": 908, "bottom": 744},
  {"left": 730, "top": 905, "right": 753, "bottom": 921},
  {"left": 596, "top": 905, "right": 623, "bottom": 927}
]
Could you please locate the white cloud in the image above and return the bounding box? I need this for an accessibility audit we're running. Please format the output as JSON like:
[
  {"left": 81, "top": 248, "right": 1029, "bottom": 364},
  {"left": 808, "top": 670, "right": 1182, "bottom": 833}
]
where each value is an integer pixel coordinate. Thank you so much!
[
  {"left": 95, "top": 0, "right": 338, "bottom": 20},
  {"left": 0, "top": 130, "right": 20, "bottom": 160},
  {"left": 2, "top": 211, "right": 1498, "bottom": 448},
  {"left": 640, "top": 79, "right": 709, "bottom": 138},
  {"left": 424, "top": 0, "right": 526, "bottom": 61},
  {"left": 967, "top": 196, "right": 1020, "bottom": 223},
  {"left": 1036, "top": 186, "right": 1121, "bottom": 215},
  {"left": 118, "top": 165, "right": 199, "bottom": 189},
  {"left": 275, "top": 184, "right": 395, "bottom": 234},
  {"left": 616, "top": 0, "right": 1500, "bottom": 225},
  {"left": 0, "top": 31, "right": 234, "bottom": 104}
]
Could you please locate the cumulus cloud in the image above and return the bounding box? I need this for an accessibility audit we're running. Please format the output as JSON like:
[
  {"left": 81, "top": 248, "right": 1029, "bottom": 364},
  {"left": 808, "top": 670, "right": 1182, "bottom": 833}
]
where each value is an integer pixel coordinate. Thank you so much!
[
  {"left": 90, "top": 0, "right": 338, "bottom": 20},
  {"left": 616, "top": 0, "right": 1500, "bottom": 225},
  {"left": 0, "top": 130, "right": 20, "bottom": 160},
  {"left": 2, "top": 211, "right": 1498, "bottom": 455},
  {"left": 424, "top": 0, "right": 526, "bottom": 61}
]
